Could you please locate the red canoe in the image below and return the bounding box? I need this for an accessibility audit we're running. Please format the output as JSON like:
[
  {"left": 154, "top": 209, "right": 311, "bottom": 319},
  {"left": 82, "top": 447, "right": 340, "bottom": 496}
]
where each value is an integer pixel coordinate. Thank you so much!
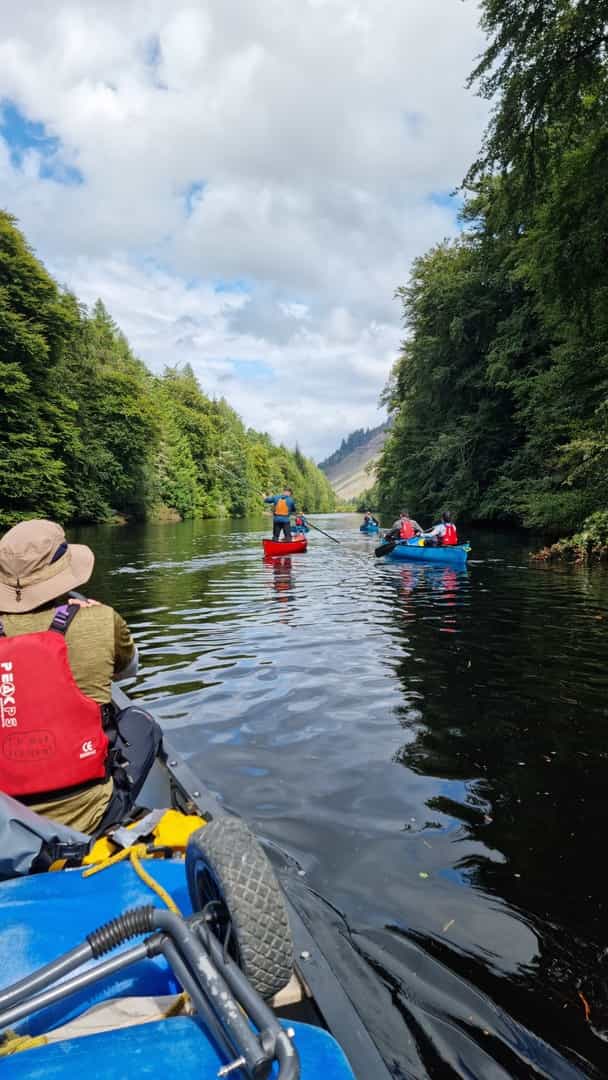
[{"left": 262, "top": 538, "right": 307, "bottom": 557}]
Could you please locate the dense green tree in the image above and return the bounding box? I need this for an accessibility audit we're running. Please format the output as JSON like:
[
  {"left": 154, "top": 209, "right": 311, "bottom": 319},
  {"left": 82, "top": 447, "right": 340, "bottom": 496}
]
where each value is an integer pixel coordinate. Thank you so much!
[
  {"left": 377, "top": 1, "right": 608, "bottom": 536},
  {"left": 0, "top": 214, "right": 334, "bottom": 528},
  {"left": 60, "top": 301, "right": 160, "bottom": 522},
  {"left": 0, "top": 211, "right": 79, "bottom": 526}
]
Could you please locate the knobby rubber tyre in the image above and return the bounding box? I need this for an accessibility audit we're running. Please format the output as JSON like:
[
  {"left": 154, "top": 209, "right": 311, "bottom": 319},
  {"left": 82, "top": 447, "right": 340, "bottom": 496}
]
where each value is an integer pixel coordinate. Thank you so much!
[{"left": 186, "top": 817, "right": 293, "bottom": 999}]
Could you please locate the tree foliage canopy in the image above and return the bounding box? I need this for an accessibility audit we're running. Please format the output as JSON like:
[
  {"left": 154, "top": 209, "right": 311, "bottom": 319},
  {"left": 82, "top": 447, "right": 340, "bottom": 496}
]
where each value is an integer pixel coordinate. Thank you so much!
[
  {"left": 0, "top": 212, "right": 334, "bottom": 528},
  {"left": 377, "top": 0, "right": 608, "bottom": 534}
]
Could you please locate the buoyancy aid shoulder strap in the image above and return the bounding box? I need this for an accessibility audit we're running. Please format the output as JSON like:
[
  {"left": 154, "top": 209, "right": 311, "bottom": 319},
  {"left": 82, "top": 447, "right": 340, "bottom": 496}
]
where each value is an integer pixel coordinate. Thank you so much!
[
  {"left": 49, "top": 603, "right": 80, "bottom": 636},
  {"left": 0, "top": 606, "right": 80, "bottom": 640}
]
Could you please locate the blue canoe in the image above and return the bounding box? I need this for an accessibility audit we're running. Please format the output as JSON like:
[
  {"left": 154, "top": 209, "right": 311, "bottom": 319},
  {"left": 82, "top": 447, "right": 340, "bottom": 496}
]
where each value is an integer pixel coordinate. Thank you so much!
[
  {"left": 360, "top": 523, "right": 379, "bottom": 534},
  {"left": 387, "top": 538, "right": 470, "bottom": 567},
  {"left": 2, "top": 860, "right": 355, "bottom": 1080},
  {"left": 0, "top": 683, "right": 391, "bottom": 1080},
  {"left": 293, "top": 524, "right": 310, "bottom": 534}
]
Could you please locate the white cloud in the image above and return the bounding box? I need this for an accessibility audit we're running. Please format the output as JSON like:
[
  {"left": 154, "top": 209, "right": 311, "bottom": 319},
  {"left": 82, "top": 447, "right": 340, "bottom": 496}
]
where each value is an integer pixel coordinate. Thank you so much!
[{"left": 0, "top": 0, "right": 487, "bottom": 459}]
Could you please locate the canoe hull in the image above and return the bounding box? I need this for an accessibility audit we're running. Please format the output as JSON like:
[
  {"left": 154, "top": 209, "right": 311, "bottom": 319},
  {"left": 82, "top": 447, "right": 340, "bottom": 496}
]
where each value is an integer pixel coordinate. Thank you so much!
[
  {"left": 360, "top": 525, "right": 379, "bottom": 534},
  {"left": 293, "top": 525, "right": 310, "bottom": 534},
  {"left": 387, "top": 541, "right": 469, "bottom": 567},
  {"left": 263, "top": 538, "right": 307, "bottom": 556},
  {"left": 0, "top": 676, "right": 391, "bottom": 1080}
]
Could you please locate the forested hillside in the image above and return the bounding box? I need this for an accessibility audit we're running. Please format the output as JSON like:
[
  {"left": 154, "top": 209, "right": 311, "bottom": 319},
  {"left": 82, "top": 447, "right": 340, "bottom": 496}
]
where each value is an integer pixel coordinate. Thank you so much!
[
  {"left": 318, "top": 422, "right": 388, "bottom": 473},
  {"left": 319, "top": 424, "right": 388, "bottom": 501},
  {"left": 0, "top": 212, "right": 335, "bottom": 528},
  {"left": 377, "top": 0, "right": 608, "bottom": 537}
]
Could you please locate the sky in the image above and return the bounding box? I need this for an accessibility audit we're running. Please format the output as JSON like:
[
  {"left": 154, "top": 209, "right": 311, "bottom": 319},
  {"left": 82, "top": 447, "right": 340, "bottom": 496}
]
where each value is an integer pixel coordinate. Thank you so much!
[{"left": 0, "top": 0, "right": 487, "bottom": 461}]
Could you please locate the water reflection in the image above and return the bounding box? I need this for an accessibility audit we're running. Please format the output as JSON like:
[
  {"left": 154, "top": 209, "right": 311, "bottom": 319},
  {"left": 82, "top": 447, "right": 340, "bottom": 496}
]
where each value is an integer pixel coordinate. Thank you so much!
[
  {"left": 392, "top": 564, "right": 467, "bottom": 633},
  {"left": 387, "top": 546, "right": 608, "bottom": 1068},
  {"left": 264, "top": 556, "right": 295, "bottom": 623}
]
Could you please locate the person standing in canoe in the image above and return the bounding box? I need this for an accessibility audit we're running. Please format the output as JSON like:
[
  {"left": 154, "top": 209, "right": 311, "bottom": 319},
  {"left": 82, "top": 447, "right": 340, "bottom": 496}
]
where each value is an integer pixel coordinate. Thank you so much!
[
  {"left": 264, "top": 487, "right": 296, "bottom": 542},
  {"left": 385, "top": 509, "right": 422, "bottom": 542},
  {"left": 423, "top": 511, "right": 458, "bottom": 546}
]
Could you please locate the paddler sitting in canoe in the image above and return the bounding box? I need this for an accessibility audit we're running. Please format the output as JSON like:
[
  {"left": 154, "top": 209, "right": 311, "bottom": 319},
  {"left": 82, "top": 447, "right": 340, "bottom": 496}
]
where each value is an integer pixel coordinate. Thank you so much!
[
  {"left": 362, "top": 511, "right": 379, "bottom": 527},
  {"left": 0, "top": 519, "right": 162, "bottom": 835},
  {"left": 422, "top": 511, "right": 458, "bottom": 546},
  {"left": 384, "top": 509, "right": 423, "bottom": 542},
  {"left": 264, "top": 487, "right": 296, "bottom": 541}
]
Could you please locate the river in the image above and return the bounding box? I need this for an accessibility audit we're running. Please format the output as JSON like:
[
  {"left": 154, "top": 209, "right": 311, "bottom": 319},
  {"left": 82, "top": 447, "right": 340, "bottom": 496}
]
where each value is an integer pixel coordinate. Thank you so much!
[{"left": 77, "top": 514, "right": 608, "bottom": 1078}]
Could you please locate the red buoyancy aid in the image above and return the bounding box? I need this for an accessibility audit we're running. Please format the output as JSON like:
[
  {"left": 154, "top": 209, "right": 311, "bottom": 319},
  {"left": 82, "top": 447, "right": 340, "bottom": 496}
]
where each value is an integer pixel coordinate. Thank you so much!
[
  {"left": 400, "top": 519, "right": 416, "bottom": 540},
  {"left": 0, "top": 605, "right": 109, "bottom": 797},
  {"left": 442, "top": 522, "right": 458, "bottom": 546}
]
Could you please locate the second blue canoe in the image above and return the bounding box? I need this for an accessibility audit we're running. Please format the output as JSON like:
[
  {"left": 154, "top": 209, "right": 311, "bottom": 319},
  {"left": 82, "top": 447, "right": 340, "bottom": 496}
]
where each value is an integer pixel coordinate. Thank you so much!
[{"left": 387, "top": 539, "right": 470, "bottom": 567}]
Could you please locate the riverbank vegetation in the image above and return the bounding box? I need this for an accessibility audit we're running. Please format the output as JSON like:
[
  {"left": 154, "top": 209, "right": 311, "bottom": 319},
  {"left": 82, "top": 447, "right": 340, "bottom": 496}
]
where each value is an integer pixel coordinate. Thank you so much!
[
  {"left": 377, "top": 0, "right": 608, "bottom": 556},
  {"left": 0, "top": 211, "right": 334, "bottom": 528},
  {"left": 532, "top": 511, "right": 608, "bottom": 564}
]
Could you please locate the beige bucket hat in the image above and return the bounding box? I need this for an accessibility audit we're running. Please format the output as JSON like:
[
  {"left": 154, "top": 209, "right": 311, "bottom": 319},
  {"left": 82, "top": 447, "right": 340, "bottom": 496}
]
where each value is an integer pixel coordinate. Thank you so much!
[{"left": 0, "top": 520, "right": 95, "bottom": 613}]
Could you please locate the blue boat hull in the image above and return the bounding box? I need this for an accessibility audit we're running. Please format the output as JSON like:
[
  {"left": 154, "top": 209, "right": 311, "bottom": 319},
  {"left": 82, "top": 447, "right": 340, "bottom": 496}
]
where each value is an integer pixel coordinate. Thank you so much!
[
  {"left": 387, "top": 540, "right": 469, "bottom": 567},
  {"left": 360, "top": 524, "right": 379, "bottom": 534},
  {"left": 1, "top": 859, "right": 356, "bottom": 1079},
  {"left": 293, "top": 525, "right": 310, "bottom": 534},
  {"left": 7, "top": 1017, "right": 355, "bottom": 1079}
]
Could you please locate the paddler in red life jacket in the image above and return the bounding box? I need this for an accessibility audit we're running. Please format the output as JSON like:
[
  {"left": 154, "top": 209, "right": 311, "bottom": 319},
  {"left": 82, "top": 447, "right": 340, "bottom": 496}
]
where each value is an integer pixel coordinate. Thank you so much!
[
  {"left": 423, "top": 511, "right": 458, "bottom": 546},
  {"left": 385, "top": 509, "right": 422, "bottom": 542},
  {"left": 263, "top": 487, "right": 296, "bottom": 542},
  {"left": 0, "top": 519, "right": 162, "bottom": 835}
]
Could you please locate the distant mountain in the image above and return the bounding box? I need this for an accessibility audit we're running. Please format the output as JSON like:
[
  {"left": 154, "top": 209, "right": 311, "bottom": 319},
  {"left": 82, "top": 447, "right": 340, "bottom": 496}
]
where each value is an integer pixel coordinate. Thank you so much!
[{"left": 319, "top": 422, "right": 389, "bottom": 499}]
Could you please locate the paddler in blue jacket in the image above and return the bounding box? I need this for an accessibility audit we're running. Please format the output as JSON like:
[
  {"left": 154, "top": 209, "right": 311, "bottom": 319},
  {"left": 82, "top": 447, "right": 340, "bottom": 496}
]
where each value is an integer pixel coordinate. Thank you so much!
[{"left": 264, "top": 487, "right": 296, "bottom": 541}]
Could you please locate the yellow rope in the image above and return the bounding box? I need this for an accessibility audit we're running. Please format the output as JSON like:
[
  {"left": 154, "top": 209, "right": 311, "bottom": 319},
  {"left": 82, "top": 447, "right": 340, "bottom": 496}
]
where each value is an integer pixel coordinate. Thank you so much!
[
  {"left": 0, "top": 1030, "right": 48, "bottom": 1057},
  {"left": 82, "top": 844, "right": 182, "bottom": 915}
]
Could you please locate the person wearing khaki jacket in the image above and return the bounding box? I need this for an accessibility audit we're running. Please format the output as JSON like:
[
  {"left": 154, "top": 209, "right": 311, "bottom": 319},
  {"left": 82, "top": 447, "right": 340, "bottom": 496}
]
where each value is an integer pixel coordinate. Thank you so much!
[{"left": 0, "top": 519, "right": 161, "bottom": 834}]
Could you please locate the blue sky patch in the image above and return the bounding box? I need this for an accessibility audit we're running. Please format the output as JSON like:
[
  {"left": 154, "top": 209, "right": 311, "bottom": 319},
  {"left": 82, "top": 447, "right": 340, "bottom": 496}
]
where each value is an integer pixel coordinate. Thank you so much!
[
  {"left": 143, "top": 33, "right": 162, "bottom": 68},
  {"left": 142, "top": 34, "right": 167, "bottom": 90},
  {"left": 429, "top": 190, "right": 460, "bottom": 209},
  {"left": 0, "top": 99, "right": 83, "bottom": 185},
  {"left": 232, "top": 358, "right": 274, "bottom": 381},
  {"left": 184, "top": 180, "right": 206, "bottom": 217},
  {"left": 404, "top": 111, "right": 425, "bottom": 138},
  {"left": 428, "top": 190, "right": 465, "bottom": 230},
  {"left": 214, "top": 278, "right": 251, "bottom": 295}
]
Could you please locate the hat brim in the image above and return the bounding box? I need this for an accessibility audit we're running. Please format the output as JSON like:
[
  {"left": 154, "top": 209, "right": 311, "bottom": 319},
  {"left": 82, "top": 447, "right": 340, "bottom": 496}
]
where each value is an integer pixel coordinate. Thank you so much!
[{"left": 0, "top": 544, "right": 95, "bottom": 614}]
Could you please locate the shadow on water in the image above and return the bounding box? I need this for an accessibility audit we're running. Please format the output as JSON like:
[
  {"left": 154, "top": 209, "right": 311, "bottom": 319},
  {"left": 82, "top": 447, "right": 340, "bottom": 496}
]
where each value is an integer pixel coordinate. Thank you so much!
[{"left": 75, "top": 516, "right": 608, "bottom": 1078}]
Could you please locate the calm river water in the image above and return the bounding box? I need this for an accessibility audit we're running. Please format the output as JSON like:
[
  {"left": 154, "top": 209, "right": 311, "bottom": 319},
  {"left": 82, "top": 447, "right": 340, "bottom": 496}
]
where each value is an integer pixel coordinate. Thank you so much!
[{"left": 77, "top": 515, "right": 608, "bottom": 1078}]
